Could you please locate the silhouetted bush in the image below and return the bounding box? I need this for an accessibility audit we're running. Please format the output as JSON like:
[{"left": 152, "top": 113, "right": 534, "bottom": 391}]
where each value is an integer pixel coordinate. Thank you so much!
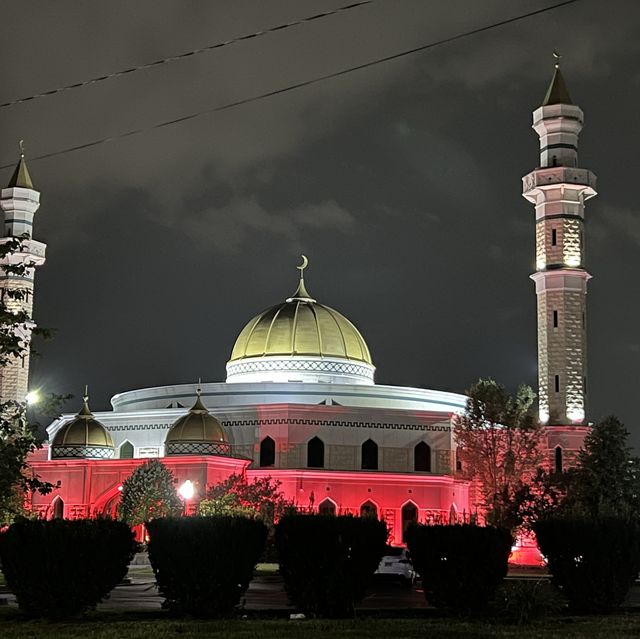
[
  {"left": 0, "top": 517, "right": 136, "bottom": 618},
  {"left": 534, "top": 515, "right": 640, "bottom": 613},
  {"left": 406, "top": 524, "right": 511, "bottom": 614},
  {"left": 275, "top": 514, "right": 387, "bottom": 618},
  {"left": 146, "top": 515, "right": 267, "bottom": 617},
  {"left": 492, "top": 579, "right": 564, "bottom": 624}
]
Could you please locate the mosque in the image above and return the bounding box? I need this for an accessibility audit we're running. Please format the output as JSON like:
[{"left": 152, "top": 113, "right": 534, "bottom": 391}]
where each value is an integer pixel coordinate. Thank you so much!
[{"left": 2, "top": 62, "right": 596, "bottom": 549}]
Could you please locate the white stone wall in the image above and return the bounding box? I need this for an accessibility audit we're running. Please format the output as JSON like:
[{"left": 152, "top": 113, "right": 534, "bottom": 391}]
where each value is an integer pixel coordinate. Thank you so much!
[
  {"left": 47, "top": 399, "right": 458, "bottom": 476},
  {"left": 523, "top": 100, "right": 596, "bottom": 429},
  {"left": 0, "top": 186, "right": 46, "bottom": 403}
]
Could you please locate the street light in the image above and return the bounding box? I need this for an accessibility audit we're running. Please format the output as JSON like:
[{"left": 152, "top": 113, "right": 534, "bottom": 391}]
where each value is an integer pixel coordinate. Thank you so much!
[
  {"left": 178, "top": 480, "right": 194, "bottom": 516},
  {"left": 26, "top": 390, "right": 40, "bottom": 405}
]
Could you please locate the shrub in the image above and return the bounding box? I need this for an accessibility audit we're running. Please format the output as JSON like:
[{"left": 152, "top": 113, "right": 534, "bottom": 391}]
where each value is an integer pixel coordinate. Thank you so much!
[
  {"left": 406, "top": 524, "right": 511, "bottom": 614},
  {"left": 146, "top": 515, "right": 267, "bottom": 617},
  {"left": 119, "top": 458, "right": 182, "bottom": 526},
  {"left": 534, "top": 515, "right": 640, "bottom": 613},
  {"left": 275, "top": 514, "right": 387, "bottom": 618},
  {"left": 0, "top": 517, "right": 136, "bottom": 618},
  {"left": 492, "top": 579, "right": 564, "bottom": 624}
]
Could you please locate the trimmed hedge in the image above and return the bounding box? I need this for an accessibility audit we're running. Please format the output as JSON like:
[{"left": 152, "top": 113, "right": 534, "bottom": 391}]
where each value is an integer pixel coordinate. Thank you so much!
[
  {"left": 534, "top": 516, "right": 640, "bottom": 613},
  {"left": 146, "top": 515, "right": 267, "bottom": 617},
  {"left": 0, "top": 518, "right": 136, "bottom": 618},
  {"left": 275, "top": 514, "right": 388, "bottom": 618},
  {"left": 406, "top": 524, "right": 512, "bottom": 614}
]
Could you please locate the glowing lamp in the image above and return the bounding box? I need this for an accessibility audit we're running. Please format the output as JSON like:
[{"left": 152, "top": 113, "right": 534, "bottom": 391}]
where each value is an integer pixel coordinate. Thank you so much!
[
  {"left": 179, "top": 480, "right": 195, "bottom": 501},
  {"left": 567, "top": 407, "right": 585, "bottom": 423},
  {"left": 26, "top": 390, "right": 40, "bottom": 405},
  {"left": 565, "top": 256, "right": 580, "bottom": 267}
]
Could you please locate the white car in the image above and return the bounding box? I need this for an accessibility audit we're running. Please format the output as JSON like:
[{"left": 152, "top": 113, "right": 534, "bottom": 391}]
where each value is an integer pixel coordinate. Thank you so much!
[{"left": 374, "top": 546, "right": 416, "bottom": 585}]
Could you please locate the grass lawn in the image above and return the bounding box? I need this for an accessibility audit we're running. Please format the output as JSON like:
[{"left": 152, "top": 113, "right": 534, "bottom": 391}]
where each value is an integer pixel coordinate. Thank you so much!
[{"left": 1, "top": 611, "right": 640, "bottom": 639}]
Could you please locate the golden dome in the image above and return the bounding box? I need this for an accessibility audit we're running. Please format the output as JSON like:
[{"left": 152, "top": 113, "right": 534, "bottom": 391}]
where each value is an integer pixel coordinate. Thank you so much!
[
  {"left": 51, "top": 394, "right": 114, "bottom": 456},
  {"left": 229, "top": 267, "right": 372, "bottom": 366},
  {"left": 165, "top": 393, "right": 227, "bottom": 445}
]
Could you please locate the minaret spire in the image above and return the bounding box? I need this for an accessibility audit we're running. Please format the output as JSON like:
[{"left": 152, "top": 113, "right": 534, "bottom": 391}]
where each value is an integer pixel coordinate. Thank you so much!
[
  {"left": 7, "top": 140, "right": 34, "bottom": 189},
  {"left": 542, "top": 52, "right": 573, "bottom": 107},
  {"left": 0, "top": 142, "right": 47, "bottom": 402},
  {"left": 522, "top": 58, "right": 597, "bottom": 468}
]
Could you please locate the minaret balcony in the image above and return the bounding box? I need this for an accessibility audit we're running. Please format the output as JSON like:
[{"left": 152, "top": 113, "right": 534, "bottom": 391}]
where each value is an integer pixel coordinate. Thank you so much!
[
  {"left": 522, "top": 167, "right": 597, "bottom": 199},
  {"left": 0, "top": 237, "right": 46, "bottom": 265}
]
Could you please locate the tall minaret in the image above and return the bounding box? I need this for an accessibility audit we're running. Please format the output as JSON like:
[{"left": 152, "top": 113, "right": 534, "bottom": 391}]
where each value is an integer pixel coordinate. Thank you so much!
[
  {"left": 522, "top": 57, "right": 597, "bottom": 467},
  {"left": 0, "top": 146, "right": 47, "bottom": 403}
]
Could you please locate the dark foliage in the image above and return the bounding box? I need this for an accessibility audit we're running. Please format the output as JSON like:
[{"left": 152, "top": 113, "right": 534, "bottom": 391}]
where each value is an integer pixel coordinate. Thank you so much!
[
  {"left": 146, "top": 515, "right": 267, "bottom": 617},
  {"left": 0, "top": 518, "right": 136, "bottom": 618},
  {"left": 406, "top": 524, "right": 512, "bottom": 614},
  {"left": 492, "top": 579, "right": 564, "bottom": 624},
  {"left": 275, "top": 514, "right": 388, "bottom": 618},
  {"left": 569, "top": 416, "right": 640, "bottom": 518},
  {"left": 534, "top": 516, "right": 640, "bottom": 613}
]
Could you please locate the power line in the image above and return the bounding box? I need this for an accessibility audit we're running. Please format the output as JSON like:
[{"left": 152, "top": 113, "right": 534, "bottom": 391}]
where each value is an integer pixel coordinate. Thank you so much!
[
  {"left": 1, "top": 0, "right": 580, "bottom": 170},
  {"left": 0, "top": 0, "right": 373, "bottom": 110}
]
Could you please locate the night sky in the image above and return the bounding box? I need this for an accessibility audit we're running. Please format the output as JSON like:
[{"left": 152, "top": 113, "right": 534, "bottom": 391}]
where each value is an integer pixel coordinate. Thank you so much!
[{"left": 2, "top": 1, "right": 639, "bottom": 445}]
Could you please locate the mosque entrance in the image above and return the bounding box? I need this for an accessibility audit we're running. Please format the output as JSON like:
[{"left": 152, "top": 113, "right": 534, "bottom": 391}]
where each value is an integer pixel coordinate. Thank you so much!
[{"left": 401, "top": 502, "right": 418, "bottom": 542}]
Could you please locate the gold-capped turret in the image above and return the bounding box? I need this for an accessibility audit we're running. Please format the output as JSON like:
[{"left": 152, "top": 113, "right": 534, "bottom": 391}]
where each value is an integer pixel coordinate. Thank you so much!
[
  {"left": 165, "top": 386, "right": 230, "bottom": 456},
  {"left": 51, "top": 388, "right": 114, "bottom": 458}
]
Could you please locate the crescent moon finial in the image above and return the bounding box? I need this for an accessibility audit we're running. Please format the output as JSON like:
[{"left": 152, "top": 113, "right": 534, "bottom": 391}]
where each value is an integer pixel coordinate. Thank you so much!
[
  {"left": 553, "top": 50, "right": 561, "bottom": 69},
  {"left": 297, "top": 254, "right": 309, "bottom": 275}
]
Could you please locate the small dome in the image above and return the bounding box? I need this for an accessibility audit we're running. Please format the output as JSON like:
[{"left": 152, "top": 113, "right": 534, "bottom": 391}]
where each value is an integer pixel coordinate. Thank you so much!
[
  {"left": 51, "top": 393, "right": 114, "bottom": 459},
  {"left": 165, "top": 392, "right": 230, "bottom": 456},
  {"left": 226, "top": 257, "right": 375, "bottom": 385}
]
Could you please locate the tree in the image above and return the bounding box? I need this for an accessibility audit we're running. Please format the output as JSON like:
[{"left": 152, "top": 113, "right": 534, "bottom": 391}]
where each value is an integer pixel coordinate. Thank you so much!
[
  {"left": 454, "top": 378, "right": 544, "bottom": 529},
  {"left": 118, "top": 459, "right": 182, "bottom": 526},
  {"left": 199, "top": 473, "right": 293, "bottom": 526},
  {"left": 567, "top": 415, "right": 640, "bottom": 518}
]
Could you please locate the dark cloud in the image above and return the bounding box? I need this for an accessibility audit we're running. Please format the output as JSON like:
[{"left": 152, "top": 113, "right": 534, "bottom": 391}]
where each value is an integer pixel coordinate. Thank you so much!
[{"left": 2, "top": 1, "right": 640, "bottom": 447}]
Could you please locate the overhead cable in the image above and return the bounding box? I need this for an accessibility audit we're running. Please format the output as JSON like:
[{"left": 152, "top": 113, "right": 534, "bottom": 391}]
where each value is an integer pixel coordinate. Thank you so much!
[
  {"left": 0, "top": 0, "right": 580, "bottom": 170},
  {"left": 0, "top": 1, "right": 373, "bottom": 110}
]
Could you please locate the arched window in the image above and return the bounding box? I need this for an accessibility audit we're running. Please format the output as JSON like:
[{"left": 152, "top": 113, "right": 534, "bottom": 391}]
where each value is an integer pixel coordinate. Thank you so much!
[
  {"left": 319, "top": 499, "right": 336, "bottom": 516},
  {"left": 361, "top": 439, "right": 378, "bottom": 470},
  {"left": 414, "top": 442, "right": 431, "bottom": 472},
  {"left": 119, "top": 441, "right": 134, "bottom": 459},
  {"left": 260, "top": 436, "right": 275, "bottom": 467},
  {"left": 52, "top": 497, "right": 64, "bottom": 520},
  {"left": 307, "top": 436, "right": 324, "bottom": 468},
  {"left": 402, "top": 502, "right": 418, "bottom": 542},
  {"left": 555, "top": 446, "right": 563, "bottom": 473},
  {"left": 455, "top": 448, "right": 463, "bottom": 472},
  {"left": 360, "top": 500, "right": 377, "bottom": 518}
]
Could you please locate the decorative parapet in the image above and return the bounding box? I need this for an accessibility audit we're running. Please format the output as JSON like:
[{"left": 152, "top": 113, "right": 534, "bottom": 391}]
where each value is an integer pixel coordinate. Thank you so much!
[{"left": 165, "top": 440, "right": 231, "bottom": 456}]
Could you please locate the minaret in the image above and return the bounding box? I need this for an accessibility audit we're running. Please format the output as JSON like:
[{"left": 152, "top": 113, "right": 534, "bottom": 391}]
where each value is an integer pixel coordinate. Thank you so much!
[
  {"left": 522, "top": 57, "right": 597, "bottom": 467},
  {"left": 0, "top": 145, "right": 47, "bottom": 403}
]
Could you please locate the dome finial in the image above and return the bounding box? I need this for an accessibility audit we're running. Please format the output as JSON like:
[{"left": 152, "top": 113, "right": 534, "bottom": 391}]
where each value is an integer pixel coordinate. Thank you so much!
[
  {"left": 19, "top": 139, "right": 25, "bottom": 158},
  {"left": 297, "top": 254, "right": 309, "bottom": 278},
  {"left": 79, "top": 385, "right": 93, "bottom": 417},
  {"left": 553, "top": 50, "right": 561, "bottom": 69},
  {"left": 190, "top": 380, "right": 208, "bottom": 413},
  {"left": 287, "top": 254, "right": 316, "bottom": 303}
]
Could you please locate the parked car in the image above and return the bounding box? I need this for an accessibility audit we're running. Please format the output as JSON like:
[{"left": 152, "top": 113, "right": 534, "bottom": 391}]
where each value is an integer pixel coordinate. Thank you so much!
[{"left": 374, "top": 545, "right": 416, "bottom": 585}]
